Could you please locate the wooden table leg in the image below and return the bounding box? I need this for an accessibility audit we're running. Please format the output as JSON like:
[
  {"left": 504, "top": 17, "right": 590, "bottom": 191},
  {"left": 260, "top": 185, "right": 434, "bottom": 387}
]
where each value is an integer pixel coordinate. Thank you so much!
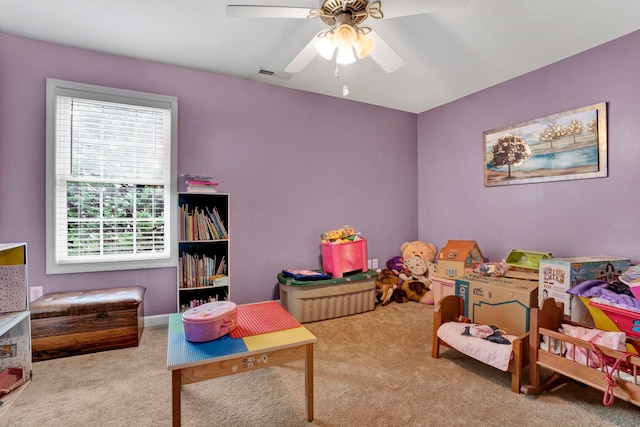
[
  {"left": 305, "top": 343, "right": 314, "bottom": 422},
  {"left": 172, "top": 369, "right": 182, "bottom": 427}
]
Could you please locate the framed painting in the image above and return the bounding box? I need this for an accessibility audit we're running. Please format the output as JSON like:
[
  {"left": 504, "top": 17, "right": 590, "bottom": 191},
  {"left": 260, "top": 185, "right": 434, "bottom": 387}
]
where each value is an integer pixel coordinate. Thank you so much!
[{"left": 483, "top": 102, "right": 607, "bottom": 187}]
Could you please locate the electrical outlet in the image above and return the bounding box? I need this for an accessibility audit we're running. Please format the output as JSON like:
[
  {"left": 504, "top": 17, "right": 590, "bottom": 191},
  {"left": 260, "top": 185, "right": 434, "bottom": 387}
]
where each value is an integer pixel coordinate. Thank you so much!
[
  {"left": 30, "top": 286, "right": 44, "bottom": 302},
  {"left": 372, "top": 259, "right": 379, "bottom": 269},
  {"left": 367, "top": 259, "right": 373, "bottom": 269}
]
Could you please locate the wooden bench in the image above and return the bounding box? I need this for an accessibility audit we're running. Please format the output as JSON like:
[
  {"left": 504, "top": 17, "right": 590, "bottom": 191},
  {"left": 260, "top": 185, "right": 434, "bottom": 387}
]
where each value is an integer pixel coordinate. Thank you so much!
[{"left": 30, "top": 286, "right": 145, "bottom": 361}]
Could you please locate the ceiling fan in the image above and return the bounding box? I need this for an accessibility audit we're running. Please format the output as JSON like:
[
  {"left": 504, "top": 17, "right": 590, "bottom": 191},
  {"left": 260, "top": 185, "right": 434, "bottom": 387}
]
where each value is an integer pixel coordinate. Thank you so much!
[{"left": 226, "top": 0, "right": 469, "bottom": 74}]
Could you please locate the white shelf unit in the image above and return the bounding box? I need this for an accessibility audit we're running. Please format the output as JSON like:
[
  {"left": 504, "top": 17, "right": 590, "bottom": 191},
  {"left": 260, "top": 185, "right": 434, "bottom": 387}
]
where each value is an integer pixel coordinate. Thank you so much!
[
  {"left": 177, "top": 193, "right": 229, "bottom": 312},
  {"left": 0, "top": 243, "right": 31, "bottom": 409}
]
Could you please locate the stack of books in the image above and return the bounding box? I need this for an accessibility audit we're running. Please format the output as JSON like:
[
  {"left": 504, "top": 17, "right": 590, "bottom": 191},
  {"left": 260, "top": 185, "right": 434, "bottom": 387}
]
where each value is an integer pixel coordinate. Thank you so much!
[{"left": 181, "top": 174, "right": 218, "bottom": 193}]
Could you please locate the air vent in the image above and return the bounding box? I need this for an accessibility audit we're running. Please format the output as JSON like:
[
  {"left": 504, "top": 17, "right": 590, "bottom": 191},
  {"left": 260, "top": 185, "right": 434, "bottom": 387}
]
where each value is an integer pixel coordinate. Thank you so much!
[
  {"left": 256, "top": 68, "right": 292, "bottom": 80},
  {"left": 257, "top": 68, "right": 275, "bottom": 76}
]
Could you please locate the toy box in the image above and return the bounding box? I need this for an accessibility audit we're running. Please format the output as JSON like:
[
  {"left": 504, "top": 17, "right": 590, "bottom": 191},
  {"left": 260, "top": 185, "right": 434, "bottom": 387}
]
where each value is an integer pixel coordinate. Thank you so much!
[
  {"left": 589, "top": 300, "right": 640, "bottom": 340},
  {"left": 432, "top": 276, "right": 455, "bottom": 305},
  {"left": 321, "top": 238, "right": 368, "bottom": 278},
  {"left": 505, "top": 250, "right": 553, "bottom": 272},
  {"left": 437, "top": 240, "right": 485, "bottom": 279},
  {"left": 278, "top": 271, "right": 376, "bottom": 323},
  {"left": 182, "top": 301, "right": 237, "bottom": 342},
  {"left": 455, "top": 272, "right": 539, "bottom": 336},
  {"left": 538, "top": 256, "right": 631, "bottom": 321}
]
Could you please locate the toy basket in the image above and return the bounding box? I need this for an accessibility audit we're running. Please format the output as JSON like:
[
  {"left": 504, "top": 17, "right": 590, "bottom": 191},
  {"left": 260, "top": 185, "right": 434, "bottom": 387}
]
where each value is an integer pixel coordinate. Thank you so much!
[{"left": 0, "top": 367, "right": 25, "bottom": 396}]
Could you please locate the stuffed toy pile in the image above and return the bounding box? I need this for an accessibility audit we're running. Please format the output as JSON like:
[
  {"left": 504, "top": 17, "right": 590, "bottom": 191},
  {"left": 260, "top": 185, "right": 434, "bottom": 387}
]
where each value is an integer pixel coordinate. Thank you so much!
[{"left": 375, "top": 240, "right": 438, "bottom": 305}]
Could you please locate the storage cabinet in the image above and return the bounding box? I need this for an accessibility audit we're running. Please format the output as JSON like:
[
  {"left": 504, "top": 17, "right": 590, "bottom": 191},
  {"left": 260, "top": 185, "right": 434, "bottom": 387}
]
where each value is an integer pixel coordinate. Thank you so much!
[
  {"left": 0, "top": 243, "right": 31, "bottom": 409},
  {"left": 177, "top": 193, "right": 229, "bottom": 312}
]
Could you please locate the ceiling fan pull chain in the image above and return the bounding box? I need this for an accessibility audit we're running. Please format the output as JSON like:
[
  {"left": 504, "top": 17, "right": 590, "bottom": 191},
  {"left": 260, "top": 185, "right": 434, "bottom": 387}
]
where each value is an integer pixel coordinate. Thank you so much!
[{"left": 334, "top": 64, "right": 349, "bottom": 97}]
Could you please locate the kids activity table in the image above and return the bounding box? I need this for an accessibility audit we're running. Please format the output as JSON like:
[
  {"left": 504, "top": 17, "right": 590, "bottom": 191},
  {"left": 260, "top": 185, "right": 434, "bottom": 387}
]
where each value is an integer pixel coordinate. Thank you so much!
[{"left": 167, "top": 302, "right": 317, "bottom": 426}]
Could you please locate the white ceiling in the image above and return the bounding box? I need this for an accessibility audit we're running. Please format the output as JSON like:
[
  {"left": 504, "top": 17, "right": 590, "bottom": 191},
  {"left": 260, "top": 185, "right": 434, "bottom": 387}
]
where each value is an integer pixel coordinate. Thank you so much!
[{"left": 2, "top": 0, "right": 640, "bottom": 113}]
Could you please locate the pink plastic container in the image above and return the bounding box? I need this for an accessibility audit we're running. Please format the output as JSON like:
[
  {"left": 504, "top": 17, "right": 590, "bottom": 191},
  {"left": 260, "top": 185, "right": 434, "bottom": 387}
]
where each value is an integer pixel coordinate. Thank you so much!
[
  {"left": 321, "top": 238, "right": 368, "bottom": 278},
  {"left": 589, "top": 300, "right": 640, "bottom": 340},
  {"left": 182, "top": 301, "right": 237, "bottom": 342}
]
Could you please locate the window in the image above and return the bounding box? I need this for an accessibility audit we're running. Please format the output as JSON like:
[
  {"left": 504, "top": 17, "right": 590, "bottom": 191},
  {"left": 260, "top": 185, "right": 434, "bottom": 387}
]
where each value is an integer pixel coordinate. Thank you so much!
[{"left": 46, "top": 79, "right": 178, "bottom": 274}]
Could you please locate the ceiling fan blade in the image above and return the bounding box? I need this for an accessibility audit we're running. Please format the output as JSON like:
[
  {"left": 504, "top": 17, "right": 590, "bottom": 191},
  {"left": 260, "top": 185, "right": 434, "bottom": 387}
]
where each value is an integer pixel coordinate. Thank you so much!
[
  {"left": 381, "top": 0, "right": 470, "bottom": 19},
  {"left": 284, "top": 36, "right": 320, "bottom": 73},
  {"left": 226, "top": 5, "right": 312, "bottom": 19},
  {"left": 367, "top": 30, "right": 404, "bottom": 73}
]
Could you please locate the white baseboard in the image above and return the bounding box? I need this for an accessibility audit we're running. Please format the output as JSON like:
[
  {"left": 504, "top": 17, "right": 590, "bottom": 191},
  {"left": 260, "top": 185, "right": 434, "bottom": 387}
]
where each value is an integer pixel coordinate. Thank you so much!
[{"left": 144, "top": 314, "right": 170, "bottom": 327}]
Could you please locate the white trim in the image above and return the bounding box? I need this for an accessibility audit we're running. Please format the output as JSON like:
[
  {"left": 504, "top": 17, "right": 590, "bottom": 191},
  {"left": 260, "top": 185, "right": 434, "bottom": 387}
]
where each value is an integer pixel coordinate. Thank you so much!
[
  {"left": 45, "top": 78, "right": 179, "bottom": 274},
  {"left": 144, "top": 313, "right": 170, "bottom": 327}
]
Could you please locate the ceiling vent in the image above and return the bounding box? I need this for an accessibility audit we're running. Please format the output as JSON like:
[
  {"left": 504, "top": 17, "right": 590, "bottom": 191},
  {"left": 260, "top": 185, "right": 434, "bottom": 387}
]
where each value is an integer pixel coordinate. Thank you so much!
[{"left": 256, "top": 67, "right": 292, "bottom": 80}]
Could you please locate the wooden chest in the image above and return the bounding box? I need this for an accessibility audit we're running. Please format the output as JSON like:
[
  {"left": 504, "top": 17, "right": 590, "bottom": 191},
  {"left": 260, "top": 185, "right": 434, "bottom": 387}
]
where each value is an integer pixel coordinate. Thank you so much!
[{"left": 30, "top": 286, "right": 145, "bottom": 361}]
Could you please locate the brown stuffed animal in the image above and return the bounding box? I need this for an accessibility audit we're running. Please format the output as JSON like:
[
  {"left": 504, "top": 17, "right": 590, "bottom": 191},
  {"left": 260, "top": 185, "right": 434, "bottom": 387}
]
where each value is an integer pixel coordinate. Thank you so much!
[
  {"left": 394, "top": 280, "right": 429, "bottom": 304},
  {"left": 375, "top": 269, "right": 402, "bottom": 306}
]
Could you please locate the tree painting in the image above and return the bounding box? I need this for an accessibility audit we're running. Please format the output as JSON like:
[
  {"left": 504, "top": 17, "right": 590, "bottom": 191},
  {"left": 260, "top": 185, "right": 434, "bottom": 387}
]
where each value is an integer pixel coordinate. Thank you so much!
[
  {"left": 483, "top": 102, "right": 607, "bottom": 186},
  {"left": 539, "top": 122, "right": 563, "bottom": 149},
  {"left": 564, "top": 119, "right": 584, "bottom": 143},
  {"left": 490, "top": 134, "right": 531, "bottom": 178}
]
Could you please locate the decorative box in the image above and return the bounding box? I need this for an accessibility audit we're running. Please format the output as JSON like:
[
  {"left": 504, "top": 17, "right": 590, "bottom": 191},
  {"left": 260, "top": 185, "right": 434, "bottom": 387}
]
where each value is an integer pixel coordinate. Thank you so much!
[
  {"left": 182, "top": 301, "right": 237, "bottom": 342},
  {"left": 539, "top": 256, "right": 631, "bottom": 320}
]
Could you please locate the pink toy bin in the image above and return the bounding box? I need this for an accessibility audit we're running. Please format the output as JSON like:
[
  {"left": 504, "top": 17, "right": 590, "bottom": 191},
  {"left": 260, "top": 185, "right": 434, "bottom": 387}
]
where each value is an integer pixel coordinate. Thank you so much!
[
  {"left": 321, "top": 238, "right": 368, "bottom": 278},
  {"left": 182, "top": 301, "right": 237, "bottom": 342}
]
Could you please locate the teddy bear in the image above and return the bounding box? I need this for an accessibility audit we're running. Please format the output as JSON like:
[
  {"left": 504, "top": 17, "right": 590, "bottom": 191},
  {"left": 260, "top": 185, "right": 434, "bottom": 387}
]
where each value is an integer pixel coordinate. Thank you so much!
[
  {"left": 400, "top": 240, "right": 437, "bottom": 264},
  {"left": 399, "top": 255, "right": 431, "bottom": 286},
  {"left": 399, "top": 240, "right": 438, "bottom": 304},
  {"left": 376, "top": 241, "right": 439, "bottom": 305},
  {"left": 396, "top": 255, "right": 436, "bottom": 304}
]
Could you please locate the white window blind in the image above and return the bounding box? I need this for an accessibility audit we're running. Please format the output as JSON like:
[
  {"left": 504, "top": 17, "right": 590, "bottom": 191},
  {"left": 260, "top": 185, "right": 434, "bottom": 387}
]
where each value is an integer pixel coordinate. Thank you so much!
[{"left": 46, "top": 79, "right": 178, "bottom": 274}]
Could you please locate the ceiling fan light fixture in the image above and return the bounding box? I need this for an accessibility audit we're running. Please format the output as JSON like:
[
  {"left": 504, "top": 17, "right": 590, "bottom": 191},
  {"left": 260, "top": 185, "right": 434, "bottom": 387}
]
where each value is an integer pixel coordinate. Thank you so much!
[
  {"left": 354, "top": 33, "right": 375, "bottom": 59},
  {"left": 333, "top": 23, "right": 357, "bottom": 49},
  {"left": 315, "top": 33, "right": 336, "bottom": 60},
  {"left": 336, "top": 46, "right": 356, "bottom": 65}
]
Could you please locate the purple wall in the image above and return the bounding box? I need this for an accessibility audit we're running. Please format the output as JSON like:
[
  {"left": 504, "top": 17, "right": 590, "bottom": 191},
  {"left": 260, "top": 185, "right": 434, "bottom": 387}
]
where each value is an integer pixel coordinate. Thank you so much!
[
  {"left": 418, "top": 30, "right": 640, "bottom": 264},
  {"left": 0, "top": 33, "right": 418, "bottom": 315}
]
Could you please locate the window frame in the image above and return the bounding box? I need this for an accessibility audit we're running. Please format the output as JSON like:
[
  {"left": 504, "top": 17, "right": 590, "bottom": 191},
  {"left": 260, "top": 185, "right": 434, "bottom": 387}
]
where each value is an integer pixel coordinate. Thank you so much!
[{"left": 45, "top": 78, "right": 178, "bottom": 274}]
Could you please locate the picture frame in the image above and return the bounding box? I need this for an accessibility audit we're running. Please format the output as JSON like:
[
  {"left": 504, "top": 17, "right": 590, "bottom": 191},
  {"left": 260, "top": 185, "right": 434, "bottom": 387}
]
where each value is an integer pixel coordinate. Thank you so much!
[{"left": 483, "top": 102, "right": 607, "bottom": 187}]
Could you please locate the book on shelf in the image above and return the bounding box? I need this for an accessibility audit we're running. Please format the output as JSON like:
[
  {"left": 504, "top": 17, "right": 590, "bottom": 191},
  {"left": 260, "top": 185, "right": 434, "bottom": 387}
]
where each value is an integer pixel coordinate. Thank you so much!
[
  {"left": 205, "top": 206, "right": 228, "bottom": 239},
  {"left": 179, "top": 251, "right": 228, "bottom": 288},
  {"left": 181, "top": 173, "right": 219, "bottom": 193},
  {"left": 180, "top": 204, "right": 227, "bottom": 241},
  {"left": 187, "top": 185, "right": 218, "bottom": 193}
]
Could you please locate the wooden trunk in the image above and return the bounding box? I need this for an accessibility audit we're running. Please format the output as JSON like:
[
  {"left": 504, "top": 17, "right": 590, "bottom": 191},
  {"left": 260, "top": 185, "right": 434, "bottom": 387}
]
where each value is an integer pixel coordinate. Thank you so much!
[{"left": 30, "top": 287, "right": 145, "bottom": 362}]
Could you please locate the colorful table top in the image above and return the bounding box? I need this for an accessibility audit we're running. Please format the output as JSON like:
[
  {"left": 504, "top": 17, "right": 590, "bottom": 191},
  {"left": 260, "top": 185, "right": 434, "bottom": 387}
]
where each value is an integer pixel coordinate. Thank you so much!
[{"left": 167, "top": 305, "right": 316, "bottom": 370}]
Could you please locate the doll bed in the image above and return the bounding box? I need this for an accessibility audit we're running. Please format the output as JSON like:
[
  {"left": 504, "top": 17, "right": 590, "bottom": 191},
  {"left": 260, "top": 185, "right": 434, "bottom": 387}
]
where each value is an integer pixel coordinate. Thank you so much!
[
  {"left": 522, "top": 298, "right": 640, "bottom": 407},
  {"left": 432, "top": 295, "right": 529, "bottom": 393}
]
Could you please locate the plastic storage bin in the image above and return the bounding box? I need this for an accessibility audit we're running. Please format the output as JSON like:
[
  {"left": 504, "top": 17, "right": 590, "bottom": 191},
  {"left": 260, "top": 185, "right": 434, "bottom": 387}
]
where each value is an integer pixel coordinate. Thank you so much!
[
  {"left": 278, "top": 271, "right": 376, "bottom": 322},
  {"left": 182, "top": 301, "right": 237, "bottom": 342},
  {"left": 320, "top": 238, "right": 368, "bottom": 278}
]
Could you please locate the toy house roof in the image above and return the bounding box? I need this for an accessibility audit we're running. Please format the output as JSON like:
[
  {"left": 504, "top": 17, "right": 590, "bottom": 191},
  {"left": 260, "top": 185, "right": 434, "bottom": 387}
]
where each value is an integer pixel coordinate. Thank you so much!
[{"left": 438, "top": 240, "right": 485, "bottom": 262}]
